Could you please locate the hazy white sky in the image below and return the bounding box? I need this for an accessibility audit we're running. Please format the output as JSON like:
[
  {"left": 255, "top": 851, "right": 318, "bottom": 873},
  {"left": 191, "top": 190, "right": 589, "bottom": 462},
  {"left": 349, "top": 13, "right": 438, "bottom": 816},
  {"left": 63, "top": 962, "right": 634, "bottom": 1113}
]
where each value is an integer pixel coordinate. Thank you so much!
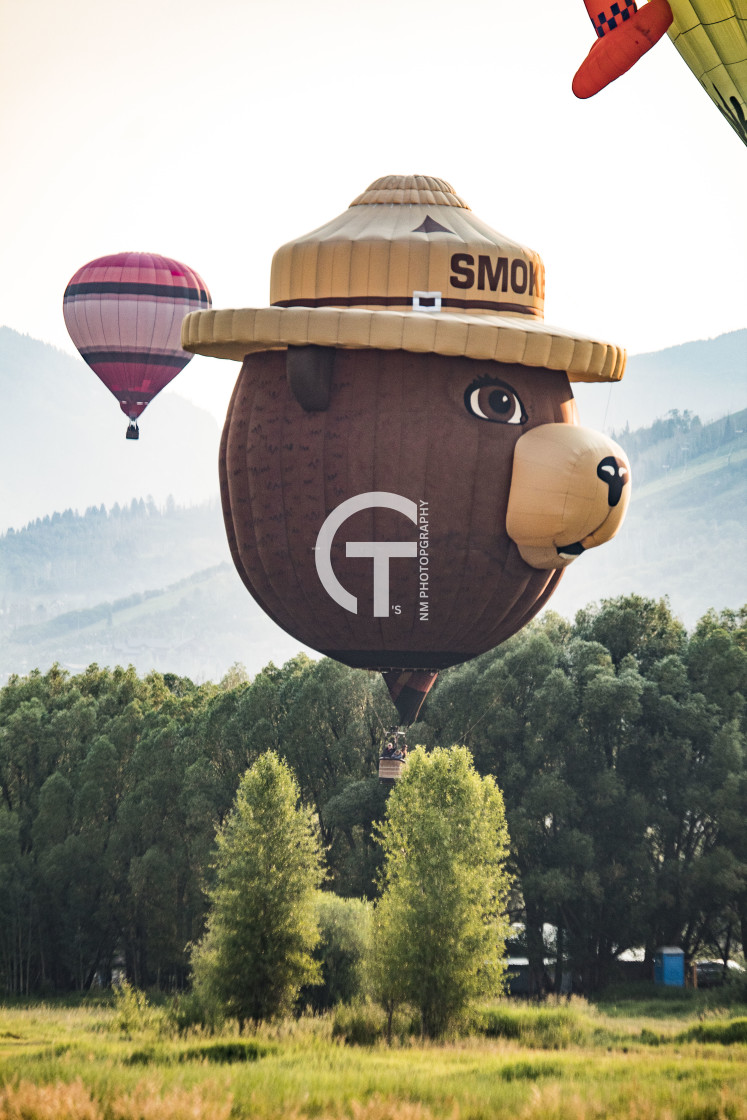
[{"left": 2, "top": 0, "right": 745, "bottom": 421}]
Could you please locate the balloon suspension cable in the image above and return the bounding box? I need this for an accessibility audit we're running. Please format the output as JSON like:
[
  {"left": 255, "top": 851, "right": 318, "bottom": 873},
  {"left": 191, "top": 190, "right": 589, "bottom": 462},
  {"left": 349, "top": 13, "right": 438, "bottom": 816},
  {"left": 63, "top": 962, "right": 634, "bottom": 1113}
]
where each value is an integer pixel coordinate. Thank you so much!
[
  {"left": 459, "top": 690, "right": 504, "bottom": 745},
  {"left": 370, "top": 699, "right": 388, "bottom": 736},
  {"left": 602, "top": 382, "right": 613, "bottom": 434},
  {"left": 369, "top": 691, "right": 406, "bottom": 739}
]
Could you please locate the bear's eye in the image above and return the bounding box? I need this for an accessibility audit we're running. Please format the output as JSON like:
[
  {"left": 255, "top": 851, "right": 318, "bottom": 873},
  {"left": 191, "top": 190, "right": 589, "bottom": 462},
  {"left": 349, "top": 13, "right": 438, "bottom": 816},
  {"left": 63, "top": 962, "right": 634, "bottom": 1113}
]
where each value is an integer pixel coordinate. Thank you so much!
[{"left": 464, "top": 378, "right": 527, "bottom": 425}]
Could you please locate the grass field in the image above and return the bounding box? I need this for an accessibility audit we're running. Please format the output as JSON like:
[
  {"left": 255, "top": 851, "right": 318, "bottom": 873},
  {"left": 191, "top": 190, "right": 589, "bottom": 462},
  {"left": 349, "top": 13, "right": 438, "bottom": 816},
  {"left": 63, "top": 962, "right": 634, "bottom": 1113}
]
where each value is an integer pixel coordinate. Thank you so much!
[{"left": 0, "top": 990, "right": 746, "bottom": 1119}]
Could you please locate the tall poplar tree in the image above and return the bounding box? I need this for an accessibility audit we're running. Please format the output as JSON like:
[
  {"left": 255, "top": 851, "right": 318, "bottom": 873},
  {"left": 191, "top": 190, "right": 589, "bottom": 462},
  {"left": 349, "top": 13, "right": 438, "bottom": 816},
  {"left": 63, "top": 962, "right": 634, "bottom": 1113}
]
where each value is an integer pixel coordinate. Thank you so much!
[
  {"left": 191, "top": 751, "right": 324, "bottom": 1027},
  {"left": 370, "top": 747, "right": 511, "bottom": 1038}
]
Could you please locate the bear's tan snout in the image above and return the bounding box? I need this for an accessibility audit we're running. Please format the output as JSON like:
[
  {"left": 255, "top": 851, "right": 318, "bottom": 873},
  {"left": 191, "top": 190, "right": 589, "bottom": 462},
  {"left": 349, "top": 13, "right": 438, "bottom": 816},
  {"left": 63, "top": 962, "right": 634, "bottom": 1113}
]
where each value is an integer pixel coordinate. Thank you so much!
[{"left": 506, "top": 424, "right": 631, "bottom": 570}]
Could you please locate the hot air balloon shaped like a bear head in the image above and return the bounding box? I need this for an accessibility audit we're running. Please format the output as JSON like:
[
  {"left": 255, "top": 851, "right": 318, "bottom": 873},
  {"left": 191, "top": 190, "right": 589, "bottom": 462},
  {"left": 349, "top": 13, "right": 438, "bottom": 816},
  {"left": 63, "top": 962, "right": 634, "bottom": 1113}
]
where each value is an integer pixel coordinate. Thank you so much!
[{"left": 183, "top": 176, "right": 631, "bottom": 723}]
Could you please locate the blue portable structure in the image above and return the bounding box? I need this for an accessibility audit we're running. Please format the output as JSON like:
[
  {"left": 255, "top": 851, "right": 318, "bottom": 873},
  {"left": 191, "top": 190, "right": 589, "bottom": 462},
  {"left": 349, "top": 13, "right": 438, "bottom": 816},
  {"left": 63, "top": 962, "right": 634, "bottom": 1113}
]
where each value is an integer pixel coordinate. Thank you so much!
[{"left": 654, "top": 946, "right": 685, "bottom": 987}]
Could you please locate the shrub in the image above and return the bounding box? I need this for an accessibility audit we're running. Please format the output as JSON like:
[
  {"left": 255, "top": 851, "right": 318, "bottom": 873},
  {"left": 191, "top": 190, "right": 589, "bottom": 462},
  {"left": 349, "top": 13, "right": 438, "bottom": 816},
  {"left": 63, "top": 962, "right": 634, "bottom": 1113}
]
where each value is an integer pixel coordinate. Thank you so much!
[
  {"left": 477, "top": 1002, "right": 591, "bottom": 1048},
  {"left": 331, "top": 999, "right": 423, "bottom": 1045},
  {"left": 166, "top": 989, "right": 223, "bottom": 1035},
  {"left": 305, "top": 893, "right": 372, "bottom": 1011},
  {"left": 112, "top": 980, "right": 166, "bottom": 1035},
  {"left": 680, "top": 1017, "right": 747, "bottom": 1045},
  {"left": 180, "top": 1039, "right": 270, "bottom": 1062},
  {"left": 332, "top": 999, "right": 387, "bottom": 1045}
]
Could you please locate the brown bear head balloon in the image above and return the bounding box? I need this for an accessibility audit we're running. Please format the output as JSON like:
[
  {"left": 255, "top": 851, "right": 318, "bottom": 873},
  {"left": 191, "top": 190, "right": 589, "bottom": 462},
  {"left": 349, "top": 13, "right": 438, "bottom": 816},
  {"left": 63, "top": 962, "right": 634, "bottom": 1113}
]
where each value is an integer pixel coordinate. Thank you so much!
[{"left": 183, "top": 175, "right": 630, "bottom": 723}]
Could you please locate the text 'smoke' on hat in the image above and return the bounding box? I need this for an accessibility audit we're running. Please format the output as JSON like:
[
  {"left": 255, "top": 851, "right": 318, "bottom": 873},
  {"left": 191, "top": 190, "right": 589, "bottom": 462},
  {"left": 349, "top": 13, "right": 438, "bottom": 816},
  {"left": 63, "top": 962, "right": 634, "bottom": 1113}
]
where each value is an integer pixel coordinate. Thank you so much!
[{"left": 182, "top": 174, "right": 626, "bottom": 384}]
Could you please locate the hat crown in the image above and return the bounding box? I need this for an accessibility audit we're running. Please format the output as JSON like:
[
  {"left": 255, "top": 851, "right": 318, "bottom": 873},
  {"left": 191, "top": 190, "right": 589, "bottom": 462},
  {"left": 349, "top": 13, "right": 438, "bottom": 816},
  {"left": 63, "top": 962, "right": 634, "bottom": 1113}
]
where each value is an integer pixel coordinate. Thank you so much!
[
  {"left": 349, "top": 175, "right": 470, "bottom": 209},
  {"left": 270, "top": 175, "right": 546, "bottom": 321}
]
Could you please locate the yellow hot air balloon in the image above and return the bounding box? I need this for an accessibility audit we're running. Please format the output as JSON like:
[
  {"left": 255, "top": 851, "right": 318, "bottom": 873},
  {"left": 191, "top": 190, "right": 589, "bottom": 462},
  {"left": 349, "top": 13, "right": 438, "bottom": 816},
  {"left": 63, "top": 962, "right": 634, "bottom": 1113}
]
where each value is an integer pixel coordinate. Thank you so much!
[{"left": 667, "top": 1, "right": 747, "bottom": 144}]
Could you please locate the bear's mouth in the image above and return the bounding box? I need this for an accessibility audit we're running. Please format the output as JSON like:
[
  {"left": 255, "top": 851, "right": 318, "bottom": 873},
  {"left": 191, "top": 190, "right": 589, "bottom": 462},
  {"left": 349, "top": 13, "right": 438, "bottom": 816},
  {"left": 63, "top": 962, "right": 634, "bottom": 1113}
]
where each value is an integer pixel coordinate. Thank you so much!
[{"left": 556, "top": 541, "right": 585, "bottom": 560}]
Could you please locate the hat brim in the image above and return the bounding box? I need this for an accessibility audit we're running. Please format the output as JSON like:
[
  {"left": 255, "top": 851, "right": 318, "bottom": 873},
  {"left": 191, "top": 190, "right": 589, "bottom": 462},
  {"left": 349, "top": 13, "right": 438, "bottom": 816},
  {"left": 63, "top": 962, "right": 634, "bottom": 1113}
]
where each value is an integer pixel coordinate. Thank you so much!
[{"left": 182, "top": 306, "right": 626, "bottom": 383}]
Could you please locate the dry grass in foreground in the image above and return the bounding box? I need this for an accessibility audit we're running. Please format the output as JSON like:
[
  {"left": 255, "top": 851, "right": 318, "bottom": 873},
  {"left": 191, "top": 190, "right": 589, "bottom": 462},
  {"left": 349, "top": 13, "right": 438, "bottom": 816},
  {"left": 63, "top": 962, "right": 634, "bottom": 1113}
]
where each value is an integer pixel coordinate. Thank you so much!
[
  {"left": 0, "top": 1078, "right": 233, "bottom": 1120},
  {"left": 0, "top": 995, "right": 746, "bottom": 1119},
  {"left": 2, "top": 1080, "right": 747, "bottom": 1120}
]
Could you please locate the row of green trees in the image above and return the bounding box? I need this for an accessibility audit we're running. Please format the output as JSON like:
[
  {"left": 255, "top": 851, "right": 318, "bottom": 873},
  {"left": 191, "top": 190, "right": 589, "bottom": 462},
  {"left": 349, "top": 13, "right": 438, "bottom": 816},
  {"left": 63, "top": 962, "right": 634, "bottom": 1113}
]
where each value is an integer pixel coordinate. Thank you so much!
[
  {"left": 0, "top": 594, "right": 745, "bottom": 997},
  {"left": 420, "top": 598, "right": 747, "bottom": 991}
]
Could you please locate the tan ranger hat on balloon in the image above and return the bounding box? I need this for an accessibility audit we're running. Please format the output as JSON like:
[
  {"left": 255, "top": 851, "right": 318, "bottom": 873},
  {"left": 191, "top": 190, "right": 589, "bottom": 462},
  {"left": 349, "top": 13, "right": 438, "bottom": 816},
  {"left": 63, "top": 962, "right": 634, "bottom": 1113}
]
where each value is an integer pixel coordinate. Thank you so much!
[{"left": 182, "top": 175, "right": 626, "bottom": 384}]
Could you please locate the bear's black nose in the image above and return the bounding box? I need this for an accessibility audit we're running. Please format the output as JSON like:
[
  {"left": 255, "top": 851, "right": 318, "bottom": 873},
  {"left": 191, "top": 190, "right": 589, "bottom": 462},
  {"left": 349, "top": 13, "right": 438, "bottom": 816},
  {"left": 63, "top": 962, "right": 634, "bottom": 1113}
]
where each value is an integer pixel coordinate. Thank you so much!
[{"left": 596, "top": 457, "right": 629, "bottom": 507}]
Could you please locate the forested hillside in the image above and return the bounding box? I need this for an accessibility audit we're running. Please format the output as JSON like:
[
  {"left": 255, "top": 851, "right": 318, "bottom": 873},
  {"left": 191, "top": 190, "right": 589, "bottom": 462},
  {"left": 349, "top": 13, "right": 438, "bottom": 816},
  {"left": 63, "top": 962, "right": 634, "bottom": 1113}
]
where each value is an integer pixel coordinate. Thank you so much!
[
  {"left": 1, "top": 597, "right": 744, "bottom": 996},
  {"left": 0, "top": 501, "right": 309, "bottom": 683},
  {"left": 0, "top": 499, "right": 227, "bottom": 603}
]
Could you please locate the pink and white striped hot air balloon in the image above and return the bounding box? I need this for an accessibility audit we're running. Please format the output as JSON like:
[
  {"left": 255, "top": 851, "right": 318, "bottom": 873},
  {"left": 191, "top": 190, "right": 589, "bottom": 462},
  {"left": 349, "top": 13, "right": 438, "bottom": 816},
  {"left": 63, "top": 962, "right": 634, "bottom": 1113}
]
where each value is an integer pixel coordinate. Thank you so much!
[{"left": 63, "top": 251, "right": 211, "bottom": 439}]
